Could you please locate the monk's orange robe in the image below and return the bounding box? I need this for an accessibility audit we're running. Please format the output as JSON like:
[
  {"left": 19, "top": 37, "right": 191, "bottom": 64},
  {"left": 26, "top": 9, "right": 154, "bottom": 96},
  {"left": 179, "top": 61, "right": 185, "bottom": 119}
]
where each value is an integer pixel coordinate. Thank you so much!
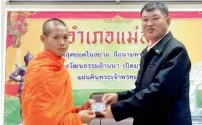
[{"left": 21, "top": 51, "right": 82, "bottom": 125}]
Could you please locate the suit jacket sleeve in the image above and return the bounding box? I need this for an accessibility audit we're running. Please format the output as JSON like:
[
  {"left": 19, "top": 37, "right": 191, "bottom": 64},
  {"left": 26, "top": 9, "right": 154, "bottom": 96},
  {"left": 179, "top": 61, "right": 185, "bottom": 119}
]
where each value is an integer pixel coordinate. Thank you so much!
[
  {"left": 117, "top": 88, "right": 138, "bottom": 101},
  {"left": 111, "top": 46, "right": 191, "bottom": 121}
]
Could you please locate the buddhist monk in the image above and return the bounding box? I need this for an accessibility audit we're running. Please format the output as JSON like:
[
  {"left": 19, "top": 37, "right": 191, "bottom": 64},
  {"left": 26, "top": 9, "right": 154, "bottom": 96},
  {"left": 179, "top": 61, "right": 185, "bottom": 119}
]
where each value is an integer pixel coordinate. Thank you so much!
[{"left": 21, "top": 18, "right": 95, "bottom": 125}]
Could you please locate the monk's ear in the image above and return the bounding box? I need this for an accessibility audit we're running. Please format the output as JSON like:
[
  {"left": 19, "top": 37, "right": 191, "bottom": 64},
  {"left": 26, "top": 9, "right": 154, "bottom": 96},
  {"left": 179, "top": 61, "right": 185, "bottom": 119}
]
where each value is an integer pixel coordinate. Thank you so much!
[{"left": 40, "top": 35, "right": 46, "bottom": 44}]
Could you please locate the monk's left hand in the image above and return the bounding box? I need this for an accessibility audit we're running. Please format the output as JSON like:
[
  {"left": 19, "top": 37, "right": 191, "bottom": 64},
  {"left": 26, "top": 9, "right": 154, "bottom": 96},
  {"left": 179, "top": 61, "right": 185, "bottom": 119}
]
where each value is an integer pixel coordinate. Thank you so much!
[{"left": 100, "top": 105, "right": 114, "bottom": 119}]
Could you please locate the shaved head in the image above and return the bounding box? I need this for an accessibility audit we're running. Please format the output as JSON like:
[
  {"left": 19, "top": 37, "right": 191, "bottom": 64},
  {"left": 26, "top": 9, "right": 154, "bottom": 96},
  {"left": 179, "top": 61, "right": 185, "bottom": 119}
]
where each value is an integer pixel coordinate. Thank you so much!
[{"left": 42, "top": 18, "right": 67, "bottom": 36}]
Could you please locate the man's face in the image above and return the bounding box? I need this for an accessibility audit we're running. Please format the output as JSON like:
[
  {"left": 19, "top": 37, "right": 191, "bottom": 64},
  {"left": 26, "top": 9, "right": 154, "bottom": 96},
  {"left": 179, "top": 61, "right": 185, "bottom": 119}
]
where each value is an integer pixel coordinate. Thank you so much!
[
  {"left": 41, "top": 25, "right": 69, "bottom": 57},
  {"left": 141, "top": 9, "right": 170, "bottom": 42}
]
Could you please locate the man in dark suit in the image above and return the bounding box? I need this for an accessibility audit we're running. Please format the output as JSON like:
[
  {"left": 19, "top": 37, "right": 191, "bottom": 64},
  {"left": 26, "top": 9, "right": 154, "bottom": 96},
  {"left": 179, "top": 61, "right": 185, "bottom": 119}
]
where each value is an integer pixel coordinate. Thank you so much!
[{"left": 101, "top": 2, "right": 192, "bottom": 125}]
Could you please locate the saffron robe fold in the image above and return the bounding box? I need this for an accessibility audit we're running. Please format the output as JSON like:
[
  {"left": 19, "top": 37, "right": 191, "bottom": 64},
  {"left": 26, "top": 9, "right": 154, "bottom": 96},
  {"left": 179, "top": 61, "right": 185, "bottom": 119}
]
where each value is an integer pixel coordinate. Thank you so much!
[{"left": 21, "top": 51, "right": 82, "bottom": 125}]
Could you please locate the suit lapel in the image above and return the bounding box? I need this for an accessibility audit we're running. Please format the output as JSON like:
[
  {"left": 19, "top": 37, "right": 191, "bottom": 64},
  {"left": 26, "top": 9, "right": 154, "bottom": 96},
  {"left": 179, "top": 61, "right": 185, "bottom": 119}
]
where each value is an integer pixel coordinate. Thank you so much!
[
  {"left": 136, "top": 32, "right": 174, "bottom": 90},
  {"left": 136, "top": 49, "right": 148, "bottom": 90}
]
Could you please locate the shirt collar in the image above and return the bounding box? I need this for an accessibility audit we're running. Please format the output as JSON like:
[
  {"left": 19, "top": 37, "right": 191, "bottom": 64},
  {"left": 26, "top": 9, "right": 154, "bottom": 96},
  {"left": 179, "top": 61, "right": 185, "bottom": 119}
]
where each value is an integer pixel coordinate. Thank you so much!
[{"left": 147, "top": 30, "right": 169, "bottom": 52}]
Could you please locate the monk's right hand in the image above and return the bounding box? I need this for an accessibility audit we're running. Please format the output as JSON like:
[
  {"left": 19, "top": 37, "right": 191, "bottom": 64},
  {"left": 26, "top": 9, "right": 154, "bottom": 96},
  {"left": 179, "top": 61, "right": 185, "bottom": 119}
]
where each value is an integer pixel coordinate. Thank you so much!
[
  {"left": 102, "top": 93, "right": 118, "bottom": 105},
  {"left": 78, "top": 110, "right": 95, "bottom": 124}
]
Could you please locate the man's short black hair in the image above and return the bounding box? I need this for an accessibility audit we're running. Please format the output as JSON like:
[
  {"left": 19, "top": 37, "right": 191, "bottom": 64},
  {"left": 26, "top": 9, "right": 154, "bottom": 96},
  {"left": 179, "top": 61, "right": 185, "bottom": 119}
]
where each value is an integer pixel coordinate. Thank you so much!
[{"left": 141, "top": 2, "right": 169, "bottom": 17}]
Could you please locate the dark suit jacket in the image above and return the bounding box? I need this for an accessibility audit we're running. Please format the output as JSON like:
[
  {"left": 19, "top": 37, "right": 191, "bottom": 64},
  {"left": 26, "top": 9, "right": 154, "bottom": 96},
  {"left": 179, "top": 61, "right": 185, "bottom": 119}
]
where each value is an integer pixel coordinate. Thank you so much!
[{"left": 111, "top": 32, "right": 192, "bottom": 125}]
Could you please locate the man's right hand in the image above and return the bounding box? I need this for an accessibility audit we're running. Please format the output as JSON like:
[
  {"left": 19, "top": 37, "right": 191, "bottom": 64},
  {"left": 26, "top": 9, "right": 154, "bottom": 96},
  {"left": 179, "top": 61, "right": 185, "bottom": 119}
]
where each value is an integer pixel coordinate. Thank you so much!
[
  {"left": 78, "top": 110, "right": 95, "bottom": 124},
  {"left": 102, "top": 93, "right": 118, "bottom": 105}
]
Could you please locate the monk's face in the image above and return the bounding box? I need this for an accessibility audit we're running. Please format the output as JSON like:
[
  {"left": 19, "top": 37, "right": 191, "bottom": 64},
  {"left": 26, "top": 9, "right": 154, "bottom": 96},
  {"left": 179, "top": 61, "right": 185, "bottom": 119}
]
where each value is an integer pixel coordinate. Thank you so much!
[{"left": 41, "top": 25, "right": 69, "bottom": 56}]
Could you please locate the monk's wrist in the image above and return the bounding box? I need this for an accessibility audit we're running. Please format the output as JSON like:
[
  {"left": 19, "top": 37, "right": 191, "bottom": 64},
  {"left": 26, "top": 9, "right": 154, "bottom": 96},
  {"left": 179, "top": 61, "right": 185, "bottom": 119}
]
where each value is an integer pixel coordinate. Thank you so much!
[{"left": 76, "top": 106, "right": 82, "bottom": 113}]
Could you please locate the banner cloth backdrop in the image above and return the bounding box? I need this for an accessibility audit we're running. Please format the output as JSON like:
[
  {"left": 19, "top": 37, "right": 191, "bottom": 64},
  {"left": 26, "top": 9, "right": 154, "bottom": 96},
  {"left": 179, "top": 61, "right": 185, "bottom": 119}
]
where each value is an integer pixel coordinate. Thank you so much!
[{"left": 4, "top": 11, "right": 202, "bottom": 124}]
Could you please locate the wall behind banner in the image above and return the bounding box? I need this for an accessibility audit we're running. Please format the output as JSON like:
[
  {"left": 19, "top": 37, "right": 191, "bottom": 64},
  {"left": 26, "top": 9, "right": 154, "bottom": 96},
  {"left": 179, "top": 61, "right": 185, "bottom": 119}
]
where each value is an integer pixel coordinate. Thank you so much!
[{"left": 1, "top": 1, "right": 202, "bottom": 125}]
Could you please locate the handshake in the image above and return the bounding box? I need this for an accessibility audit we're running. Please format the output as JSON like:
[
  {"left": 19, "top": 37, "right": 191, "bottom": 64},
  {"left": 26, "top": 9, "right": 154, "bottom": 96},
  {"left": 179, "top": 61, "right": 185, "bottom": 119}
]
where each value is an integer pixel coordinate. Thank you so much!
[{"left": 77, "top": 93, "right": 118, "bottom": 124}]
